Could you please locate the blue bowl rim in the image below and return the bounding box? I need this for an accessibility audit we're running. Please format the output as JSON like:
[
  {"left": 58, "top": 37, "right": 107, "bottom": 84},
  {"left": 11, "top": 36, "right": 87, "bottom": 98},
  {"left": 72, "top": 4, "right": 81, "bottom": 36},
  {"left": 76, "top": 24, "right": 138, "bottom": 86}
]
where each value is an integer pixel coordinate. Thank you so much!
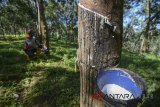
[{"left": 95, "top": 68, "right": 147, "bottom": 105}]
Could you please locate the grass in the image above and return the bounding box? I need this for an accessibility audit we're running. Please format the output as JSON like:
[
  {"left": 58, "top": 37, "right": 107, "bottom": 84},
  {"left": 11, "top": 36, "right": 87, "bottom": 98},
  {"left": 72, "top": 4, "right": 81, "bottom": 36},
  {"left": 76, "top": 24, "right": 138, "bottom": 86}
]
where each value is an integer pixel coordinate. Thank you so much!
[
  {"left": 0, "top": 35, "right": 160, "bottom": 107},
  {"left": 120, "top": 50, "right": 160, "bottom": 107},
  {"left": 0, "top": 35, "right": 79, "bottom": 107}
]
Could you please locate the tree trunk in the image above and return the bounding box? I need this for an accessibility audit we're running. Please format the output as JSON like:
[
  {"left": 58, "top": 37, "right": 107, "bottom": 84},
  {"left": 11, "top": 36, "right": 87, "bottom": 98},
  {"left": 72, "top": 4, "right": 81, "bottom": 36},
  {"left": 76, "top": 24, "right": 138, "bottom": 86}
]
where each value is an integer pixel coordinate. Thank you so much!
[
  {"left": 77, "top": 0, "right": 123, "bottom": 107},
  {"left": 0, "top": 22, "right": 6, "bottom": 39},
  {"left": 14, "top": 24, "right": 16, "bottom": 37},
  {"left": 140, "top": 0, "right": 151, "bottom": 53},
  {"left": 37, "top": 0, "right": 49, "bottom": 52}
]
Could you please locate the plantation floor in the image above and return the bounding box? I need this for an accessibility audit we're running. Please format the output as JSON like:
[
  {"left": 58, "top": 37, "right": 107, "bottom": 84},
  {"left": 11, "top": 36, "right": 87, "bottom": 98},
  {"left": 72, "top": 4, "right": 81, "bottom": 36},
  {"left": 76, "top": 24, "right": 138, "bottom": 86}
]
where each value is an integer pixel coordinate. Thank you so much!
[
  {"left": 0, "top": 35, "right": 79, "bottom": 107},
  {"left": 0, "top": 35, "right": 160, "bottom": 107}
]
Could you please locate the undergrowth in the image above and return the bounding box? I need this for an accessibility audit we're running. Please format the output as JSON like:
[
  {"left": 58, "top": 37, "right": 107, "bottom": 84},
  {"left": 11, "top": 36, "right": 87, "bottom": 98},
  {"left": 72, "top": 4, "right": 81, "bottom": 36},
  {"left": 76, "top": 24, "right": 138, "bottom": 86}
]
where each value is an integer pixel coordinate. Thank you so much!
[{"left": 0, "top": 35, "right": 160, "bottom": 107}]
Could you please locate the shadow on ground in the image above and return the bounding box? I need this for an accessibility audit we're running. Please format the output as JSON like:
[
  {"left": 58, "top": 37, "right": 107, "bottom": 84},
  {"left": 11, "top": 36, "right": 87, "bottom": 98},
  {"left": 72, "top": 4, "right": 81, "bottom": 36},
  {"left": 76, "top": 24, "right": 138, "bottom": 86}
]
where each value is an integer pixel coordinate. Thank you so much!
[
  {"left": 120, "top": 50, "right": 160, "bottom": 107},
  {"left": 139, "top": 87, "right": 160, "bottom": 107},
  {"left": 0, "top": 39, "right": 32, "bottom": 106},
  {"left": 0, "top": 37, "right": 80, "bottom": 107},
  {"left": 0, "top": 42, "right": 28, "bottom": 82},
  {"left": 24, "top": 67, "right": 80, "bottom": 107}
]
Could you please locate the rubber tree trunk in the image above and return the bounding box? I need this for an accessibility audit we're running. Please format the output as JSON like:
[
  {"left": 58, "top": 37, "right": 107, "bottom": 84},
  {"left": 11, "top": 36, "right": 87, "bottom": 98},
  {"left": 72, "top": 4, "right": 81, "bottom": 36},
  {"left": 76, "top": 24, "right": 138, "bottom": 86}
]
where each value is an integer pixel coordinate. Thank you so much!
[
  {"left": 77, "top": 0, "right": 123, "bottom": 107},
  {"left": 14, "top": 24, "right": 16, "bottom": 37},
  {"left": 0, "top": 22, "right": 6, "bottom": 39},
  {"left": 140, "top": 0, "right": 151, "bottom": 53},
  {"left": 37, "top": 0, "right": 49, "bottom": 52}
]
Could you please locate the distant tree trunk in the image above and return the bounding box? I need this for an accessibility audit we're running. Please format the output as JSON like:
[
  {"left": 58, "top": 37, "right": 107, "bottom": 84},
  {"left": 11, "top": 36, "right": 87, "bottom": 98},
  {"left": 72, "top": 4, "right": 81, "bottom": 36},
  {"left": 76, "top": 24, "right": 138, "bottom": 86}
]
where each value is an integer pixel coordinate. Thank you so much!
[
  {"left": 140, "top": 1, "right": 151, "bottom": 53},
  {"left": 77, "top": 0, "right": 123, "bottom": 107},
  {"left": 13, "top": 24, "right": 17, "bottom": 37},
  {"left": 24, "top": 28, "right": 27, "bottom": 36},
  {"left": 2, "top": 29, "right": 5, "bottom": 37},
  {"left": 36, "top": 0, "right": 49, "bottom": 52},
  {"left": 0, "top": 22, "right": 6, "bottom": 39},
  {"left": 10, "top": 26, "right": 12, "bottom": 34},
  {"left": 36, "top": 0, "right": 42, "bottom": 43}
]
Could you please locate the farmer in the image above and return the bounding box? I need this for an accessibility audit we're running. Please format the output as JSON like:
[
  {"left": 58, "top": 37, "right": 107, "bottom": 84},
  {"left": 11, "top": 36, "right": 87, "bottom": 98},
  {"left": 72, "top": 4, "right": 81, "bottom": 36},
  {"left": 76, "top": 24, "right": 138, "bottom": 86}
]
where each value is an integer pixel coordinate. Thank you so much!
[{"left": 23, "top": 29, "right": 41, "bottom": 58}]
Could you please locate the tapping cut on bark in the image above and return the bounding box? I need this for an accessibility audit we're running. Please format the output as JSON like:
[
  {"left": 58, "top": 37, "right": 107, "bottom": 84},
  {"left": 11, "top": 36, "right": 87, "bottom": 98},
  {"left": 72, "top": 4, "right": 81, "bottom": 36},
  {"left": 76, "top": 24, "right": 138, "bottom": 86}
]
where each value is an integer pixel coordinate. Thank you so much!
[{"left": 77, "top": 0, "right": 123, "bottom": 107}]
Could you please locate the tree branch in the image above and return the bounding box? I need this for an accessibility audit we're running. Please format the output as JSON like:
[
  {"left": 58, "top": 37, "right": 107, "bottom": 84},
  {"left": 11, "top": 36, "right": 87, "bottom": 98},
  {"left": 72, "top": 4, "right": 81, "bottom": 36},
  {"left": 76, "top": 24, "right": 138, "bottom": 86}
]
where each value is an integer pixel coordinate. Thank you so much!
[{"left": 145, "top": 9, "right": 160, "bottom": 22}]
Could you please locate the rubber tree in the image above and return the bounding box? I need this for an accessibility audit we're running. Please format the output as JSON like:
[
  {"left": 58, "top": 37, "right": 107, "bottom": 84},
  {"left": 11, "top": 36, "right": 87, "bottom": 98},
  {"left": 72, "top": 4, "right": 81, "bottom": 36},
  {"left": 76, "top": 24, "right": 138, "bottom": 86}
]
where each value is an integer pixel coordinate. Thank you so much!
[
  {"left": 140, "top": 0, "right": 151, "bottom": 53},
  {"left": 36, "top": 0, "right": 49, "bottom": 52},
  {"left": 77, "top": 0, "right": 123, "bottom": 107}
]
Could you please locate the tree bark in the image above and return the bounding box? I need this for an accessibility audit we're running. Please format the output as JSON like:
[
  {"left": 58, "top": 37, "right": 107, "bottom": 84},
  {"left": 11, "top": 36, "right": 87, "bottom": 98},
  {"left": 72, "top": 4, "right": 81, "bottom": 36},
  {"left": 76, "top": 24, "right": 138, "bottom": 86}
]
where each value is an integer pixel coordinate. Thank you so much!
[
  {"left": 13, "top": 24, "right": 17, "bottom": 37},
  {"left": 0, "top": 22, "right": 6, "bottom": 39},
  {"left": 77, "top": 0, "right": 123, "bottom": 107},
  {"left": 37, "top": 0, "right": 49, "bottom": 52},
  {"left": 140, "top": 0, "right": 151, "bottom": 53}
]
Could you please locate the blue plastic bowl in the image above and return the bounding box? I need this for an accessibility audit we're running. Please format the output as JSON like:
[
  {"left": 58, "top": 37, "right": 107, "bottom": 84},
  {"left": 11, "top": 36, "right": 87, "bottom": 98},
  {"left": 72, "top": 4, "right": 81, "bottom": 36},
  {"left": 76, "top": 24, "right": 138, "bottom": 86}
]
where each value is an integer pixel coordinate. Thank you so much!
[{"left": 96, "top": 68, "right": 146, "bottom": 107}]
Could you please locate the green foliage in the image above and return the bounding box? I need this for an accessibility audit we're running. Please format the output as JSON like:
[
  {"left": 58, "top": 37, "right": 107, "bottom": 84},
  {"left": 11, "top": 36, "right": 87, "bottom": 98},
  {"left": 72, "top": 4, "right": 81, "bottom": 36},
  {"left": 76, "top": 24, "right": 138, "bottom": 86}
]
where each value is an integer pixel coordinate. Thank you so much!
[
  {"left": 0, "top": 35, "right": 79, "bottom": 107},
  {"left": 45, "top": 0, "right": 78, "bottom": 40},
  {"left": 1, "top": 35, "right": 160, "bottom": 106},
  {"left": 123, "top": 0, "right": 160, "bottom": 54},
  {"left": 0, "top": 0, "right": 160, "bottom": 106},
  {"left": 120, "top": 50, "right": 160, "bottom": 107},
  {"left": 0, "top": 0, "right": 37, "bottom": 35}
]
